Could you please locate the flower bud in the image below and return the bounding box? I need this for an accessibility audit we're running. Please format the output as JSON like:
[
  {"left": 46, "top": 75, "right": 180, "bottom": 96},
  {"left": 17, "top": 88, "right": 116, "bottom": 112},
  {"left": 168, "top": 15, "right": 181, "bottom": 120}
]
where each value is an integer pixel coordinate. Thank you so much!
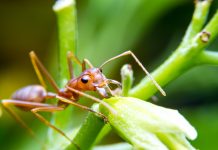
[{"left": 121, "top": 64, "right": 134, "bottom": 96}]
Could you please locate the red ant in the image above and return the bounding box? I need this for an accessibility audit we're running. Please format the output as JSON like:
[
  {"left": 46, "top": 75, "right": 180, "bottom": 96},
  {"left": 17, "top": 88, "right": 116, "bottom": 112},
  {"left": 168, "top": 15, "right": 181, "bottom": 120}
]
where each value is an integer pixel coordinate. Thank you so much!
[{"left": 1, "top": 50, "right": 165, "bottom": 146}]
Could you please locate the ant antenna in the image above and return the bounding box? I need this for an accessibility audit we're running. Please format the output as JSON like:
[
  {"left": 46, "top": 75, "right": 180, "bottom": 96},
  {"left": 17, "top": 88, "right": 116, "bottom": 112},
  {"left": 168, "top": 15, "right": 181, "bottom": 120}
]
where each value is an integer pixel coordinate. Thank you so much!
[{"left": 99, "top": 51, "right": 166, "bottom": 96}]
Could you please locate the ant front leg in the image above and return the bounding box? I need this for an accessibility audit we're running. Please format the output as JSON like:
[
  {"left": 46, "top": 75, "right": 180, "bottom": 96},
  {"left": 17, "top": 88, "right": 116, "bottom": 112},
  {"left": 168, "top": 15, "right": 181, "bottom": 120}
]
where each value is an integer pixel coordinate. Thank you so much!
[
  {"left": 56, "top": 95, "right": 108, "bottom": 123},
  {"left": 96, "top": 87, "right": 109, "bottom": 98},
  {"left": 31, "top": 106, "right": 79, "bottom": 149},
  {"left": 105, "top": 79, "right": 122, "bottom": 96},
  {"left": 66, "top": 86, "right": 117, "bottom": 115},
  {"left": 30, "top": 106, "right": 74, "bottom": 143}
]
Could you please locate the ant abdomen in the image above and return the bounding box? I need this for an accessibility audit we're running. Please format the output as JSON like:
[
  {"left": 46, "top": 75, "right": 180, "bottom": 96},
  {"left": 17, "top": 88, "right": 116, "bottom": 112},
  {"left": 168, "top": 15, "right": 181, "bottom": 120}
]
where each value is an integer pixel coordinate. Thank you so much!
[{"left": 11, "top": 85, "right": 47, "bottom": 103}]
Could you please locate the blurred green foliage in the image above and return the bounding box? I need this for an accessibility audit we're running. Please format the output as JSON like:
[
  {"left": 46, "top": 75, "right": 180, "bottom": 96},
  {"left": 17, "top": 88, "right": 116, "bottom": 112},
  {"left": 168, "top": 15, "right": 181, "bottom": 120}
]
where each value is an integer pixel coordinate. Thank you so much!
[{"left": 0, "top": 0, "right": 218, "bottom": 150}]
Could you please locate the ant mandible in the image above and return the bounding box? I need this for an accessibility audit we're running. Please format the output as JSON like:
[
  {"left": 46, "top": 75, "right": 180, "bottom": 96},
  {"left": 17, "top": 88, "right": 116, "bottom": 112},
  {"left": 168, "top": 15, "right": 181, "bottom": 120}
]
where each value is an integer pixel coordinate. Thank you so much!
[{"left": 1, "top": 50, "right": 166, "bottom": 144}]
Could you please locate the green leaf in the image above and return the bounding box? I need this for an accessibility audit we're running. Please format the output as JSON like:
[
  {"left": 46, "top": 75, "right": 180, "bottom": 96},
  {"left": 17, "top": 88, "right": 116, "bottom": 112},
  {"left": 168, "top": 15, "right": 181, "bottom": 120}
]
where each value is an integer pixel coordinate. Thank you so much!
[{"left": 100, "top": 97, "right": 197, "bottom": 150}]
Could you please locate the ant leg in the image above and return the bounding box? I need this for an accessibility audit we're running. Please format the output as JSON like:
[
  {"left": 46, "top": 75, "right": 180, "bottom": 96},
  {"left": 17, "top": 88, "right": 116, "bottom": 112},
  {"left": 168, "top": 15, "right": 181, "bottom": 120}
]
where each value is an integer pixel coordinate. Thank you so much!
[
  {"left": 96, "top": 87, "right": 108, "bottom": 98},
  {"left": 66, "top": 86, "right": 116, "bottom": 115},
  {"left": 0, "top": 100, "right": 55, "bottom": 144},
  {"left": 67, "top": 51, "right": 82, "bottom": 79},
  {"left": 104, "top": 79, "right": 122, "bottom": 96},
  {"left": 30, "top": 107, "right": 73, "bottom": 142},
  {"left": 103, "top": 85, "right": 116, "bottom": 97},
  {"left": 31, "top": 107, "right": 80, "bottom": 150},
  {"left": 106, "top": 79, "right": 122, "bottom": 88},
  {"left": 99, "top": 50, "right": 166, "bottom": 96},
  {"left": 67, "top": 51, "right": 93, "bottom": 76},
  {"left": 66, "top": 51, "right": 93, "bottom": 71},
  {"left": 1, "top": 100, "right": 36, "bottom": 139},
  {"left": 56, "top": 95, "right": 108, "bottom": 122},
  {"left": 67, "top": 51, "right": 82, "bottom": 66},
  {"left": 67, "top": 52, "right": 74, "bottom": 79},
  {"left": 0, "top": 99, "right": 76, "bottom": 145},
  {"left": 82, "top": 59, "right": 93, "bottom": 71},
  {"left": 29, "top": 51, "right": 59, "bottom": 93}
]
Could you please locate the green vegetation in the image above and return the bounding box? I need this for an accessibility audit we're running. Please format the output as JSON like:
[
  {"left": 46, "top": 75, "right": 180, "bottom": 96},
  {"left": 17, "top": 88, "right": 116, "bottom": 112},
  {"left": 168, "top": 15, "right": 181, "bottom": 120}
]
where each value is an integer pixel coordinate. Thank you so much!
[{"left": 0, "top": 0, "right": 218, "bottom": 150}]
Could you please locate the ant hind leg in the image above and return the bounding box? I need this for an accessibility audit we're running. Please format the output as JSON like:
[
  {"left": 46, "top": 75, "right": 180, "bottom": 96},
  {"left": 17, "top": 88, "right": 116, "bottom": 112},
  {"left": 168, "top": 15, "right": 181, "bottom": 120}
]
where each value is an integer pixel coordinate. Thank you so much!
[
  {"left": 30, "top": 106, "right": 73, "bottom": 142},
  {"left": 1, "top": 99, "right": 79, "bottom": 149},
  {"left": 1, "top": 100, "right": 41, "bottom": 145}
]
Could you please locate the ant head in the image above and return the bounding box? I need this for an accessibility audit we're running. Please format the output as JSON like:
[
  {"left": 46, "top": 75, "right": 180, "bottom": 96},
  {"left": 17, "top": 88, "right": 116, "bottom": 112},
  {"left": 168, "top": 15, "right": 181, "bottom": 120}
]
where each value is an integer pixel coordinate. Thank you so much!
[{"left": 68, "top": 68, "right": 107, "bottom": 91}]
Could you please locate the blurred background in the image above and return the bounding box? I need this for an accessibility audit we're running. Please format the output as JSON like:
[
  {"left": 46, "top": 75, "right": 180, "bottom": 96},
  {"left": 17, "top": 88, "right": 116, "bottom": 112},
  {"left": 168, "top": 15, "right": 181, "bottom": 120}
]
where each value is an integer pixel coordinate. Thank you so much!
[{"left": 0, "top": 0, "right": 218, "bottom": 149}]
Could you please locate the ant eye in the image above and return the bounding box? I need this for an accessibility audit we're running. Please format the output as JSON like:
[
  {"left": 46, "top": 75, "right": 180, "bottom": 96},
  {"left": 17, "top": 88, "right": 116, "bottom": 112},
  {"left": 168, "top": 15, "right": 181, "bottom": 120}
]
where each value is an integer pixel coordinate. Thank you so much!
[{"left": 81, "top": 77, "right": 89, "bottom": 84}]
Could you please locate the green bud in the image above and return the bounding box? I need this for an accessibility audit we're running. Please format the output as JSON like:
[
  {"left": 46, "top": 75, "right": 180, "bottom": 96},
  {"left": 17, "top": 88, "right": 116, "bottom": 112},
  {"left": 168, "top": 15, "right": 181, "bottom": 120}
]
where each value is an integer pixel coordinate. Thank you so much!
[
  {"left": 100, "top": 97, "right": 197, "bottom": 150},
  {"left": 121, "top": 64, "right": 134, "bottom": 96}
]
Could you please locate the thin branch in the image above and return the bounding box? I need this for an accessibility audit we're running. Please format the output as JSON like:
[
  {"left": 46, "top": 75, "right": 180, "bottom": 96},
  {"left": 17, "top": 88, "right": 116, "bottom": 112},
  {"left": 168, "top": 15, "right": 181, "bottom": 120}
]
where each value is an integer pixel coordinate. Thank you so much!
[
  {"left": 181, "top": 0, "right": 211, "bottom": 46},
  {"left": 203, "top": 10, "right": 218, "bottom": 44},
  {"left": 53, "top": 0, "right": 78, "bottom": 86},
  {"left": 66, "top": 106, "right": 105, "bottom": 150},
  {"left": 195, "top": 50, "right": 218, "bottom": 65},
  {"left": 48, "top": 0, "right": 78, "bottom": 149}
]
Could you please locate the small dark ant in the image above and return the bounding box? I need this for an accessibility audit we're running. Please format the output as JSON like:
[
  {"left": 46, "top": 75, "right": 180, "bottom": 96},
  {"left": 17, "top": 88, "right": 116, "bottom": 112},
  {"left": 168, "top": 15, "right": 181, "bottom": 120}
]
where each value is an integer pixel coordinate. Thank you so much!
[{"left": 1, "top": 50, "right": 165, "bottom": 147}]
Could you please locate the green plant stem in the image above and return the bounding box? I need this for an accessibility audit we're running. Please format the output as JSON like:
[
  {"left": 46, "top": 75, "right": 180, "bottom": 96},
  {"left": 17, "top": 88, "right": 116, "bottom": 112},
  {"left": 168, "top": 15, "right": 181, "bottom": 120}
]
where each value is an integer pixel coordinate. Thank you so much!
[
  {"left": 181, "top": 0, "right": 211, "bottom": 46},
  {"left": 54, "top": 0, "right": 77, "bottom": 129},
  {"left": 52, "top": 1, "right": 107, "bottom": 149},
  {"left": 129, "top": 10, "right": 218, "bottom": 100},
  {"left": 67, "top": 112, "right": 105, "bottom": 150},
  {"left": 48, "top": 0, "right": 77, "bottom": 148},
  {"left": 195, "top": 50, "right": 218, "bottom": 65},
  {"left": 204, "top": 10, "right": 218, "bottom": 42},
  {"left": 54, "top": 0, "right": 78, "bottom": 86}
]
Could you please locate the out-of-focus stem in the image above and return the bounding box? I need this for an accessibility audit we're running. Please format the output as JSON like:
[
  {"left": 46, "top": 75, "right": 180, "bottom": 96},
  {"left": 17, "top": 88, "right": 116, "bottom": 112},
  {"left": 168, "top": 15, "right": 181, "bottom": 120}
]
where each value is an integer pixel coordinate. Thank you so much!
[{"left": 49, "top": 0, "right": 78, "bottom": 149}]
